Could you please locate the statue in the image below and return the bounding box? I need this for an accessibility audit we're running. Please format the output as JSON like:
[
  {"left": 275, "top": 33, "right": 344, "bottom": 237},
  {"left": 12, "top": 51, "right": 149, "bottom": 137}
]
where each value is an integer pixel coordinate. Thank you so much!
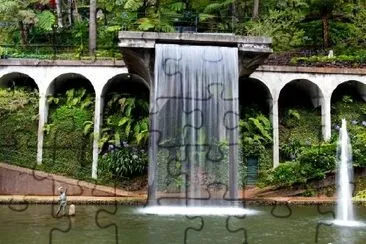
[{"left": 56, "top": 186, "right": 67, "bottom": 216}]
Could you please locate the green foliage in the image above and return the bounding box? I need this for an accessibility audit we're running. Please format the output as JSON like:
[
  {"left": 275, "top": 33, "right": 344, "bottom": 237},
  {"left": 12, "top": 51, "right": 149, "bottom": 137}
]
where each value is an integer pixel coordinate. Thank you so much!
[
  {"left": 46, "top": 88, "right": 94, "bottom": 133},
  {"left": 269, "top": 161, "right": 305, "bottom": 186},
  {"left": 240, "top": 113, "right": 272, "bottom": 157},
  {"left": 290, "top": 54, "right": 366, "bottom": 65},
  {"left": 98, "top": 146, "right": 148, "bottom": 180},
  {"left": 273, "top": 98, "right": 366, "bottom": 187},
  {"left": 0, "top": 88, "right": 38, "bottom": 167},
  {"left": 268, "top": 143, "right": 336, "bottom": 186},
  {"left": 332, "top": 98, "right": 366, "bottom": 167},
  {"left": 280, "top": 107, "right": 321, "bottom": 161},
  {"left": 42, "top": 88, "right": 94, "bottom": 179},
  {"left": 35, "top": 10, "right": 55, "bottom": 32},
  {"left": 238, "top": 7, "right": 306, "bottom": 51},
  {"left": 100, "top": 94, "right": 149, "bottom": 149},
  {"left": 297, "top": 143, "right": 336, "bottom": 177},
  {"left": 240, "top": 109, "right": 273, "bottom": 184},
  {"left": 124, "top": 0, "right": 143, "bottom": 11},
  {"left": 355, "top": 189, "right": 366, "bottom": 199},
  {"left": 2, "top": 0, "right": 366, "bottom": 56}
]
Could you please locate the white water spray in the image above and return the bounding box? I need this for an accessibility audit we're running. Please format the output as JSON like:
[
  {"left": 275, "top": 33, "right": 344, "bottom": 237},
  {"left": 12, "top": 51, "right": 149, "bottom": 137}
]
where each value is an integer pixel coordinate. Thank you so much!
[{"left": 335, "top": 119, "right": 354, "bottom": 223}]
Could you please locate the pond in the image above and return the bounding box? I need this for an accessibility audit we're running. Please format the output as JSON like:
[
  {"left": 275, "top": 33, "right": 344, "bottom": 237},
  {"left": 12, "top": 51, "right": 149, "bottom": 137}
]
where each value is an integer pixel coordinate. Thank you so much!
[{"left": 0, "top": 204, "right": 366, "bottom": 243}]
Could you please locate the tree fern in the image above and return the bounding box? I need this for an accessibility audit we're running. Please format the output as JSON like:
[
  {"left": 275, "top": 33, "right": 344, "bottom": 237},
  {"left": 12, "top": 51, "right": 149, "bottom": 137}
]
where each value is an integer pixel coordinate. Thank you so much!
[
  {"left": 124, "top": 0, "right": 143, "bottom": 11},
  {"left": 36, "top": 10, "right": 56, "bottom": 31}
]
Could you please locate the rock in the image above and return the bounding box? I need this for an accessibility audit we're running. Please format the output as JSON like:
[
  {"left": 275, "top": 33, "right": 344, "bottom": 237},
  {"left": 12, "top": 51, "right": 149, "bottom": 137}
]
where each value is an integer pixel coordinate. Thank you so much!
[{"left": 68, "top": 204, "right": 75, "bottom": 216}]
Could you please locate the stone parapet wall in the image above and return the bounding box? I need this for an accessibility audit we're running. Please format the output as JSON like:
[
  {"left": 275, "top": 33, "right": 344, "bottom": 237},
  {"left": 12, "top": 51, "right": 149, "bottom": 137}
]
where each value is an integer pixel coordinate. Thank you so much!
[{"left": 0, "top": 163, "right": 134, "bottom": 197}]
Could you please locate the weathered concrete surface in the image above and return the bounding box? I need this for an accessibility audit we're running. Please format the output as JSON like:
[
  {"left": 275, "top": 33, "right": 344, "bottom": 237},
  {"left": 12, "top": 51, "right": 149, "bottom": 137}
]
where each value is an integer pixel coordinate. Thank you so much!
[
  {"left": 0, "top": 194, "right": 342, "bottom": 205},
  {"left": 0, "top": 163, "right": 143, "bottom": 197},
  {"left": 257, "top": 65, "right": 366, "bottom": 74},
  {"left": 118, "top": 31, "right": 273, "bottom": 80},
  {"left": 0, "top": 58, "right": 125, "bottom": 67},
  {"left": 118, "top": 31, "right": 272, "bottom": 51},
  {"left": 0, "top": 195, "right": 146, "bottom": 204}
]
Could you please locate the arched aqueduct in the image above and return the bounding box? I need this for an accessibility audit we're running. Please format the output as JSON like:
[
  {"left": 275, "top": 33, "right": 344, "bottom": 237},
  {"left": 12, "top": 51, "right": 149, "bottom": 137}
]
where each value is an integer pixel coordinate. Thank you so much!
[{"left": 1, "top": 59, "right": 366, "bottom": 179}]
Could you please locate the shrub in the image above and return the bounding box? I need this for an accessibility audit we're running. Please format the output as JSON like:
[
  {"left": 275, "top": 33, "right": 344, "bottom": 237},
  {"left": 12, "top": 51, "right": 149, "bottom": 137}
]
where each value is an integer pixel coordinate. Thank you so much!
[
  {"left": 297, "top": 144, "right": 336, "bottom": 177},
  {"left": 98, "top": 146, "right": 148, "bottom": 181},
  {"left": 269, "top": 161, "right": 305, "bottom": 186},
  {"left": 269, "top": 144, "right": 336, "bottom": 187}
]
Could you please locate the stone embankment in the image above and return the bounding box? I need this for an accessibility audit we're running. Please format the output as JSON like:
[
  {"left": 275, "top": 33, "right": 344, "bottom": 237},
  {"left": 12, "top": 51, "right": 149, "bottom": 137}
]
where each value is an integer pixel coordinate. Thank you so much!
[{"left": 2, "top": 162, "right": 365, "bottom": 205}]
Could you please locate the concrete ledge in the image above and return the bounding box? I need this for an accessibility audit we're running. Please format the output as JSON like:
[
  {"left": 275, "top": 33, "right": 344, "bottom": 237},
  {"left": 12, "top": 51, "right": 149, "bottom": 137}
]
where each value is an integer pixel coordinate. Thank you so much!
[
  {"left": 118, "top": 31, "right": 273, "bottom": 53},
  {"left": 0, "top": 58, "right": 125, "bottom": 67},
  {"left": 257, "top": 65, "right": 366, "bottom": 75},
  {"left": 0, "top": 195, "right": 341, "bottom": 205},
  {"left": 0, "top": 195, "right": 146, "bottom": 205}
]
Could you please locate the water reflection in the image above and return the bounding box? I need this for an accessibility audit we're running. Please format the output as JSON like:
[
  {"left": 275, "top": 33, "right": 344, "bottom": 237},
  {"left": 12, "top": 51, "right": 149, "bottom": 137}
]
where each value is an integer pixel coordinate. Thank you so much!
[{"left": 0, "top": 205, "right": 365, "bottom": 244}]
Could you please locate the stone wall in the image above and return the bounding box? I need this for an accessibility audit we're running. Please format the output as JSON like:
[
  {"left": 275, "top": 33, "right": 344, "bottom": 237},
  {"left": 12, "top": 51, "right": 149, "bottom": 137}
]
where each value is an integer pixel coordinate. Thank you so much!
[{"left": 0, "top": 163, "right": 127, "bottom": 196}]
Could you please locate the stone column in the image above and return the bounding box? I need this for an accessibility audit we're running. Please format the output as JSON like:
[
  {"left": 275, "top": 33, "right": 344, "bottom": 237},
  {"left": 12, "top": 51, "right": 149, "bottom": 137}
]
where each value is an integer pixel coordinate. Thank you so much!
[
  {"left": 322, "top": 95, "right": 332, "bottom": 141},
  {"left": 92, "top": 92, "right": 103, "bottom": 179},
  {"left": 271, "top": 99, "right": 279, "bottom": 168},
  {"left": 36, "top": 93, "right": 49, "bottom": 164}
]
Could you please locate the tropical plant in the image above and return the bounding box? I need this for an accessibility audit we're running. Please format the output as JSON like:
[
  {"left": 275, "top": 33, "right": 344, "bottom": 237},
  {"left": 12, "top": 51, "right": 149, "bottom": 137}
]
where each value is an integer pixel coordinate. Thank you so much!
[
  {"left": 100, "top": 93, "right": 149, "bottom": 150},
  {"left": 0, "top": 0, "right": 52, "bottom": 44},
  {"left": 240, "top": 113, "right": 272, "bottom": 158},
  {"left": 46, "top": 88, "right": 94, "bottom": 132},
  {"left": 98, "top": 144, "right": 148, "bottom": 180}
]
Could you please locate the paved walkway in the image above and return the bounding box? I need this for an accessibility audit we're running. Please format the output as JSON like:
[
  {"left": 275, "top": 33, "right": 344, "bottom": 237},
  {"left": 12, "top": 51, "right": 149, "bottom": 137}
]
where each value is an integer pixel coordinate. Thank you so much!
[
  {"left": 0, "top": 194, "right": 341, "bottom": 205},
  {"left": 0, "top": 195, "right": 147, "bottom": 204}
]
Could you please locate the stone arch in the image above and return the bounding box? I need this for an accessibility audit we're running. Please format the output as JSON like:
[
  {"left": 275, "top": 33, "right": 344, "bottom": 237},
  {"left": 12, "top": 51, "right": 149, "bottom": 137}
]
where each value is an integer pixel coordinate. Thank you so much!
[
  {"left": 239, "top": 77, "right": 272, "bottom": 115},
  {"left": 46, "top": 73, "right": 95, "bottom": 95},
  {"left": 278, "top": 79, "right": 323, "bottom": 162},
  {"left": 99, "top": 73, "right": 150, "bottom": 154},
  {"left": 101, "top": 73, "right": 149, "bottom": 97},
  {"left": 331, "top": 80, "right": 366, "bottom": 131},
  {"left": 279, "top": 79, "right": 323, "bottom": 112},
  {"left": 42, "top": 73, "right": 95, "bottom": 177},
  {"left": 331, "top": 80, "right": 366, "bottom": 103},
  {"left": 0, "top": 72, "right": 39, "bottom": 167},
  {"left": 0, "top": 72, "right": 39, "bottom": 91}
]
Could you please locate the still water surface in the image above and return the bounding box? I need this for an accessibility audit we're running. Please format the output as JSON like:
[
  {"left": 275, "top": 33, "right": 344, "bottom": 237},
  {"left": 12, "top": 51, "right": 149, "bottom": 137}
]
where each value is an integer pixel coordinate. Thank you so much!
[{"left": 0, "top": 205, "right": 365, "bottom": 244}]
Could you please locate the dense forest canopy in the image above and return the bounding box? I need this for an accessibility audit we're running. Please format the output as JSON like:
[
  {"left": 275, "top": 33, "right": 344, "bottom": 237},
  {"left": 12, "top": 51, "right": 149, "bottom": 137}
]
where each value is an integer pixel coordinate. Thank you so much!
[{"left": 1, "top": 0, "right": 366, "bottom": 54}]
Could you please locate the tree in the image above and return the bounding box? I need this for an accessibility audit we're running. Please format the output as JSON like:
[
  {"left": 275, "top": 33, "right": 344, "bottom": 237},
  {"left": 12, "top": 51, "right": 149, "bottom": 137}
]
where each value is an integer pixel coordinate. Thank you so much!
[
  {"left": 0, "top": 0, "right": 51, "bottom": 45},
  {"left": 89, "top": 0, "right": 96, "bottom": 54},
  {"left": 252, "top": 0, "right": 259, "bottom": 19},
  {"left": 307, "top": 0, "right": 344, "bottom": 49},
  {"left": 55, "top": 0, "right": 63, "bottom": 27}
]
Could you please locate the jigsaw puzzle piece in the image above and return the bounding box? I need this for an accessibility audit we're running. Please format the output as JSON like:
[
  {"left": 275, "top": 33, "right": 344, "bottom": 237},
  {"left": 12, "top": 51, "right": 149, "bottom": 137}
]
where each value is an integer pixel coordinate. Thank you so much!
[
  {"left": 184, "top": 216, "right": 204, "bottom": 244},
  {"left": 183, "top": 215, "right": 248, "bottom": 244},
  {"left": 270, "top": 201, "right": 293, "bottom": 219},
  {"left": 94, "top": 183, "right": 119, "bottom": 243}
]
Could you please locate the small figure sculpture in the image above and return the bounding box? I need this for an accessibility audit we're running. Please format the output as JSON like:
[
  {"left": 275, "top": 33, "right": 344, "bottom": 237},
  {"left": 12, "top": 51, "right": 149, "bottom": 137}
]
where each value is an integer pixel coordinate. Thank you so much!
[{"left": 56, "top": 186, "right": 67, "bottom": 216}]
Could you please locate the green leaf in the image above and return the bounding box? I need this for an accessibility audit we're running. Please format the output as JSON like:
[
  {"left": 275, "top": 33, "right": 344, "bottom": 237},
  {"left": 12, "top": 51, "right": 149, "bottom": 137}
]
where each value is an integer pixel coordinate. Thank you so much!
[
  {"left": 36, "top": 10, "right": 55, "bottom": 31},
  {"left": 118, "top": 117, "right": 130, "bottom": 127},
  {"left": 124, "top": 0, "right": 143, "bottom": 11}
]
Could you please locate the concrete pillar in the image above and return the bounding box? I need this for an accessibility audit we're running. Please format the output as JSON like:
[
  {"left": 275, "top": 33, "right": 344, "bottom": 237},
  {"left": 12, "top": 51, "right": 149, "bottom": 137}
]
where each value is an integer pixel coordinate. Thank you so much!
[
  {"left": 271, "top": 99, "right": 279, "bottom": 168},
  {"left": 36, "top": 94, "right": 49, "bottom": 164},
  {"left": 92, "top": 92, "right": 103, "bottom": 179},
  {"left": 322, "top": 95, "right": 332, "bottom": 141}
]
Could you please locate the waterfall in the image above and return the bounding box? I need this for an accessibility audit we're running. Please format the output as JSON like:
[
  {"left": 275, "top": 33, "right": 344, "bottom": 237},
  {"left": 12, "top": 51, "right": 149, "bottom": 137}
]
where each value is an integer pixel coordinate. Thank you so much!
[
  {"left": 336, "top": 119, "right": 354, "bottom": 222},
  {"left": 148, "top": 44, "right": 240, "bottom": 207}
]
